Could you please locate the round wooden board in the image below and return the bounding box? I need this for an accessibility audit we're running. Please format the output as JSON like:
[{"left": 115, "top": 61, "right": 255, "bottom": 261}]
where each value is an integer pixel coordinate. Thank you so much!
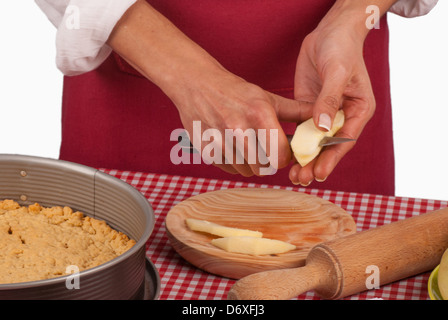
[{"left": 165, "top": 188, "right": 356, "bottom": 279}]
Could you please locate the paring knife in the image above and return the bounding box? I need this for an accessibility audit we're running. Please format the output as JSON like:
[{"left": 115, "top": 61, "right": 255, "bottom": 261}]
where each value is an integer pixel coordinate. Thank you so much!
[
  {"left": 285, "top": 135, "right": 355, "bottom": 147},
  {"left": 179, "top": 134, "right": 355, "bottom": 152},
  {"left": 318, "top": 136, "right": 356, "bottom": 147}
]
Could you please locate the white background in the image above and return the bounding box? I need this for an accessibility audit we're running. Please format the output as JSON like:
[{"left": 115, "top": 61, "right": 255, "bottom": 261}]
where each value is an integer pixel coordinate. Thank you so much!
[{"left": 0, "top": 2, "right": 447, "bottom": 200}]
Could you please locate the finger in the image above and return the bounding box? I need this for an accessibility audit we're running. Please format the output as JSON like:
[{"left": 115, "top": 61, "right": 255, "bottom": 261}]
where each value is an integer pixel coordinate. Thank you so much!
[
  {"left": 312, "top": 138, "right": 356, "bottom": 182},
  {"left": 258, "top": 102, "right": 292, "bottom": 171},
  {"left": 227, "top": 134, "right": 257, "bottom": 177},
  {"left": 230, "top": 163, "right": 254, "bottom": 177},
  {"left": 266, "top": 93, "right": 317, "bottom": 172},
  {"left": 313, "top": 63, "right": 351, "bottom": 132},
  {"left": 213, "top": 163, "right": 239, "bottom": 175},
  {"left": 311, "top": 98, "right": 372, "bottom": 181},
  {"left": 230, "top": 98, "right": 292, "bottom": 175},
  {"left": 269, "top": 92, "right": 314, "bottom": 124},
  {"left": 201, "top": 128, "right": 254, "bottom": 177},
  {"left": 289, "top": 162, "right": 315, "bottom": 187},
  {"left": 255, "top": 127, "right": 284, "bottom": 176},
  {"left": 288, "top": 149, "right": 315, "bottom": 187},
  {"left": 221, "top": 131, "right": 255, "bottom": 177}
]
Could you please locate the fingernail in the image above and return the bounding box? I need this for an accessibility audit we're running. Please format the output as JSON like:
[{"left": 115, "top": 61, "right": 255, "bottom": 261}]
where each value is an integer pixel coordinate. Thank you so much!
[
  {"left": 299, "top": 180, "right": 312, "bottom": 187},
  {"left": 315, "top": 177, "right": 327, "bottom": 183},
  {"left": 318, "top": 113, "right": 331, "bottom": 131}
]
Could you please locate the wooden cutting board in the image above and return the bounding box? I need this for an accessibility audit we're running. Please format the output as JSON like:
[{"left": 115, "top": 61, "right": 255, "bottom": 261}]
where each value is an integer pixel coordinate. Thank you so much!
[{"left": 165, "top": 188, "right": 356, "bottom": 279}]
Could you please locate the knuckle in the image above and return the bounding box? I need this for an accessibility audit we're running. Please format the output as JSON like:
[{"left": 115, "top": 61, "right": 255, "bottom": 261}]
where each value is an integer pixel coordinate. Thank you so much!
[
  {"left": 369, "top": 99, "right": 376, "bottom": 118},
  {"left": 244, "top": 84, "right": 266, "bottom": 99},
  {"left": 323, "top": 95, "right": 340, "bottom": 110},
  {"left": 246, "top": 101, "right": 272, "bottom": 124},
  {"left": 333, "top": 63, "right": 350, "bottom": 77},
  {"left": 358, "top": 98, "right": 376, "bottom": 121}
]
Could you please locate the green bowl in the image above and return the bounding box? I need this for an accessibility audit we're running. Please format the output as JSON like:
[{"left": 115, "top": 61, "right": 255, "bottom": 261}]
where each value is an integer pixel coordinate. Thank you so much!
[{"left": 428, "top": 265, "right": 444, "bottom": 300}]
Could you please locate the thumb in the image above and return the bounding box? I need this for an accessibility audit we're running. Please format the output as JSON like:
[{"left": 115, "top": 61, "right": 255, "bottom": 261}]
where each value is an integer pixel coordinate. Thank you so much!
[
  {"left": 313, "top": 63, "right": 351, "bottom": 131},
  {"left": 268, "top": 92, "right": 313, "bottom": 123}
]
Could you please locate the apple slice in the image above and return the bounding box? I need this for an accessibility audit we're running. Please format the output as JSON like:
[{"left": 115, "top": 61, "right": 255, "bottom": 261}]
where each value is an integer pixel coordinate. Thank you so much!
[
  {"left": 291, "top": 110, "right": 345, "bottom": 167},
  {"left": 185, "top": 218, "right": 263, "bottom": 238},
  {"left": 211, "top": 236, "right": 296, "bottom": 256}
]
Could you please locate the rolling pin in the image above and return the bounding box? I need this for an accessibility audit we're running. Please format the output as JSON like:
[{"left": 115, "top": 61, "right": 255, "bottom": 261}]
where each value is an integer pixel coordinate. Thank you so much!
[{"left": 228, "top": 207, "right": 448, "bottom": 300}]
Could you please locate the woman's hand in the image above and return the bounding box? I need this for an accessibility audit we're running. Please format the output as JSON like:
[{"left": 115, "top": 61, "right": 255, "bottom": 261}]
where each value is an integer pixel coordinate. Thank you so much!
[
  {"left": 169, "top": 64, "right": 312, "bottom": 177},
  {"left": 289, "top": 0, "right": 385, "bottom": 186},
  {"left": 108, "top": 0, "right": 310, "bottom": 177}
]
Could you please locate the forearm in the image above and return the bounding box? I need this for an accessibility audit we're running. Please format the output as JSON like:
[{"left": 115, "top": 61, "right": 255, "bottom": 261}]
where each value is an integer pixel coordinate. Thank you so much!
[{"left": 107, "top": 0, "right": 224, "bottom": 101}]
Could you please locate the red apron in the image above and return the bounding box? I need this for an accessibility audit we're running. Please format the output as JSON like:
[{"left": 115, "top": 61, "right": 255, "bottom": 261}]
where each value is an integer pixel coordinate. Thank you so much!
[{"left": 60, "top": 0, "right": 395, "bottom": 195}]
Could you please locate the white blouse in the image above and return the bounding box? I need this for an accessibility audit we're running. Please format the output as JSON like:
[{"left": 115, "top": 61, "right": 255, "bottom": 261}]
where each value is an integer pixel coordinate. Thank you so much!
[{"left": 34, "top": 0, "right": 438, "bottom": 76}]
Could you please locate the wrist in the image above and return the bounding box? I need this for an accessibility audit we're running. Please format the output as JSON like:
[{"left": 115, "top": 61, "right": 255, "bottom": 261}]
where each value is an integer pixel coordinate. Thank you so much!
[
  {"left": 316, "top": 0, "right": 398, "bottom": 42},
  {"left": 108, "top": 0, "right": 225, "bottom": 102},
  {"left": 158, "top": 55, "right": 229, "bottom": 106}
]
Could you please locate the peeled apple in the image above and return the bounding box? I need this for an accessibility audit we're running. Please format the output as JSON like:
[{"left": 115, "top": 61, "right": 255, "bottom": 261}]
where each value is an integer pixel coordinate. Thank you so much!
[
  {"left": 186, "top": 218, "right": 295, "bottom": 256},
  {"left": 211, "top": 236, "right": 296, "bottom": 256},
  {"left": 291, "top": 110, "right": 345, "bottom": 167}
]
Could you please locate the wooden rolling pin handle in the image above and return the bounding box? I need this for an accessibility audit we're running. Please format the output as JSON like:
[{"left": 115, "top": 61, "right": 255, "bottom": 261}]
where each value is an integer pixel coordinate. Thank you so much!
[
  {"left": 227, "top": 255, "right": 338, "bottom": 300},
  {"left": 229, "top": 207, "right": 448, "bottom": 300}
]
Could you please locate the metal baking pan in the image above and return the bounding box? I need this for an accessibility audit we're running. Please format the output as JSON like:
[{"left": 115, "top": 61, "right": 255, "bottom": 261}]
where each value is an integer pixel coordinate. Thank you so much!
[
  {"left": 144, "top": 258, "right": 161, "bottom": 300},
  {"left": 0, "top": 154, "right": 158, "bottom": 300}
]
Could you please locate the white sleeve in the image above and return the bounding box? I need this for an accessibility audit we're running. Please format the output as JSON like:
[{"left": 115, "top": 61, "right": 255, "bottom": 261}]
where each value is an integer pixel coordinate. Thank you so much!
[
  {"left": 389, "top": 0, "right": 438, "bottom": 18},
  {"left": 35, "top": 0, "right": 438, "bottom": 76},
  {"left": 35, "top": 0, "right": 137, "bottom": 76}
]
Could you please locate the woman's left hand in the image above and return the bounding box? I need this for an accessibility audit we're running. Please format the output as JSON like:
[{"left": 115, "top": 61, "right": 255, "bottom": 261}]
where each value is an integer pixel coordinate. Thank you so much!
[{"left": 289, "top": 2, "right": 377, "bottom": 186}]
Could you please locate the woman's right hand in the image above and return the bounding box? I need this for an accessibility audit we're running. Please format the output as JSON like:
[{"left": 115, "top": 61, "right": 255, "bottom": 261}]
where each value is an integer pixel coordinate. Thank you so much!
[
  {"left": 108, "top": 0, "right": 310, "bottom": 178},
  {"left": 167, "top": 64, "right": 311, "bottom": 177}
]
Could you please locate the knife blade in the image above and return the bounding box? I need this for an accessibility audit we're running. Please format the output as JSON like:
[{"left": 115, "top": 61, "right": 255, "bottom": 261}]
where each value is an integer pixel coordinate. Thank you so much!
[
  {"left": 286, "top": 135, "right": 355, "bottom": 147},
  {"left": 179, "top": 134, "right": 355, "bottom": 152},
  {"left": 318, "top": 136, "right": 356, "bottom": 147}
]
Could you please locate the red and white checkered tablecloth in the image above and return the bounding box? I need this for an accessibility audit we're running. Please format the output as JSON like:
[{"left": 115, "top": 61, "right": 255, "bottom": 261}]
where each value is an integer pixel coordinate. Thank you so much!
[{"left": 102, "top": 169, "right": 448, "bottom": 300}]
